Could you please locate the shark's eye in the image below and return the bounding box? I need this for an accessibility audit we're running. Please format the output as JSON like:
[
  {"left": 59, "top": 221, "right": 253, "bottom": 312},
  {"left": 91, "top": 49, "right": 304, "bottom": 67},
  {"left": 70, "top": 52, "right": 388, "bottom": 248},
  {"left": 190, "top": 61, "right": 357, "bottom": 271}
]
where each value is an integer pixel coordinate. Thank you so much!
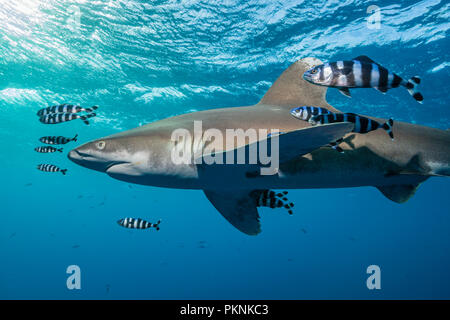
[{"left": 96, "top": 141, "right": 106, "bottom": 150}]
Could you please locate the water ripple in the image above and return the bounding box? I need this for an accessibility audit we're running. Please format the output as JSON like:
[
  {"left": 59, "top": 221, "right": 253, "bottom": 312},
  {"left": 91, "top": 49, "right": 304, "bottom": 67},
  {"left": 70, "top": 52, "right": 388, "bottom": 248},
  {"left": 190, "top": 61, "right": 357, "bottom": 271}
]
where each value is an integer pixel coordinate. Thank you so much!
[{"left": 0, "top": 0, "right": 448, "bottom": 130}]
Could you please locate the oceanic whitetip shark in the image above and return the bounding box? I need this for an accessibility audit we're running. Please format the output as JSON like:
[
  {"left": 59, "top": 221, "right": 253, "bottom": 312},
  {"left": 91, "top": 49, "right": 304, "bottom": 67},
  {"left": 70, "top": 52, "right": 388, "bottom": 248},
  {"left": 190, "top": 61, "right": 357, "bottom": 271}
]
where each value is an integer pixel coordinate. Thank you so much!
[{"left": 68, "top": 58, "right": 450, "bottom": 235}]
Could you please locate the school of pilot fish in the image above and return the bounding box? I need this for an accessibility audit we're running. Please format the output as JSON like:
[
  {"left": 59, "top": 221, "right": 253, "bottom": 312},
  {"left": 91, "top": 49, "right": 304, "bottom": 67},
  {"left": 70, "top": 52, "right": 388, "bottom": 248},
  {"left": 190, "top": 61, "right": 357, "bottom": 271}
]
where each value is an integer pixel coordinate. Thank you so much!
[
  {"left": 33, "top": 55, "right": 425, "bottom": 233},
  {"left": 35, "top": 104, "right": 99, "bottom": 175},
  {"left": 34, "top": 103, "right": 161, "bottom": 230}
]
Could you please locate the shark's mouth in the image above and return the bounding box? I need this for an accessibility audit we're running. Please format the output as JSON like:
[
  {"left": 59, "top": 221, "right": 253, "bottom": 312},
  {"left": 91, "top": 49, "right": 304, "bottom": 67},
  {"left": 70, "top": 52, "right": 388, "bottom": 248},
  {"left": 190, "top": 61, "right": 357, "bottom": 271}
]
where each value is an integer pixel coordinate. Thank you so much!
[
  {"left": 105, "top": 161, "right": 140, "bottom": 176},
  {"left": 68, "top": 149, "right": 130, "bottom": 173},
  {"left": 105, "top": 161, "right": 130, "bottom": 172}
]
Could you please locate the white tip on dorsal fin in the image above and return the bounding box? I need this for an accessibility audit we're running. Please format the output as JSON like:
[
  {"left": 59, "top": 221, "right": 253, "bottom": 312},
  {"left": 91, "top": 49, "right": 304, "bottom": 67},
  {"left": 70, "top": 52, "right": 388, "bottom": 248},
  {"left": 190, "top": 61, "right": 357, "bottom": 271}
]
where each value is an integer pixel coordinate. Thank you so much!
[{"left": 258, "top": 57, "right": 340, "bottom": 113}]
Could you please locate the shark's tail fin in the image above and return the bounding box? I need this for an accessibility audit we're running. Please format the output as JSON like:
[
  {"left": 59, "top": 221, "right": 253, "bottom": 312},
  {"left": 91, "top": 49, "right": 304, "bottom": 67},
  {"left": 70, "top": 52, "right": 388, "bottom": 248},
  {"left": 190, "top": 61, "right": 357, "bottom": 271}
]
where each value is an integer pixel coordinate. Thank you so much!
[
  {"left": 153, "top": 220, "right": 161, "bottom": 231},
  {"left": 404, "top": 76, "right": 423, "bottom": 104},
  {"left": 61, "top": 169, "right": 67, "bottom": 175},
  {"left": 72, "top": 134, "right": 78, "bottom": 142},
  {"left": 381, "top": 119, "right": 394, "bottom": 141}
]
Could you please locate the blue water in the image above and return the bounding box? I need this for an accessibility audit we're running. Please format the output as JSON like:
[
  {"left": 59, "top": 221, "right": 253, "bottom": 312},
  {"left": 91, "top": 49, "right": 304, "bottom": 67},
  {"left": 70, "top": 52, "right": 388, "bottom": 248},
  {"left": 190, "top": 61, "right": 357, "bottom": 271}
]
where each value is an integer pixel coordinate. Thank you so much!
[{"left": 0, "top": 0, "right": 449, "bottom": 299}]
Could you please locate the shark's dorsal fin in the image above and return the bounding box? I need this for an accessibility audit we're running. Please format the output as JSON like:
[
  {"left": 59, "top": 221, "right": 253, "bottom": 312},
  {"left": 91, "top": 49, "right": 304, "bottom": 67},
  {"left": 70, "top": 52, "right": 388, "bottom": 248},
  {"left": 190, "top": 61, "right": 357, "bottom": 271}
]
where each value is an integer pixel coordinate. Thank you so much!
[
  {"left": 258, "top": 57, "right": 340, "bottom": 113},
  {"left": 376, "top": 183, "right": 422, "bottom": 203}
]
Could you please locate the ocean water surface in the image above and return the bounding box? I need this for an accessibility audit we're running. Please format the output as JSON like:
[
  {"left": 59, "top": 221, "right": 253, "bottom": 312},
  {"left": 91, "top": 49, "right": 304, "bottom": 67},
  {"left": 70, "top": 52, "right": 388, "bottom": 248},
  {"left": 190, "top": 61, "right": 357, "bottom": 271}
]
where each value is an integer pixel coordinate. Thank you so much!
[{"left": 0, "top": 0, "right": 449, "bottom": 299}]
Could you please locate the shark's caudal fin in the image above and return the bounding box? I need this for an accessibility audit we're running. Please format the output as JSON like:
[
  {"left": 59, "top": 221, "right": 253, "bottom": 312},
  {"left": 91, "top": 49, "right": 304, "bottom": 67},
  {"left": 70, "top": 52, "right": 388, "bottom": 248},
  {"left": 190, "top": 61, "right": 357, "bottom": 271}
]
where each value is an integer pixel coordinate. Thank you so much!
[{"left": 258, "top": 57, "right": 341, "bottom": 113}]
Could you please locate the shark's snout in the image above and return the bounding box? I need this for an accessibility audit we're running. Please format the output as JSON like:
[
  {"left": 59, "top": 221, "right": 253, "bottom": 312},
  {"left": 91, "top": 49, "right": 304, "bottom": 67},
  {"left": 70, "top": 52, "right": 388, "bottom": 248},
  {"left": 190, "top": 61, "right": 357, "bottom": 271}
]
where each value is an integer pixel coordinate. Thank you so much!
[
  {"left": 68, "top": 145, "right": 113, "bottom": 172},
  {"left": 68, "top": 148, "right": 84, "bottom": 164},
  {"left": 68, "top": 149, "right": 84, "bottom": 161}
]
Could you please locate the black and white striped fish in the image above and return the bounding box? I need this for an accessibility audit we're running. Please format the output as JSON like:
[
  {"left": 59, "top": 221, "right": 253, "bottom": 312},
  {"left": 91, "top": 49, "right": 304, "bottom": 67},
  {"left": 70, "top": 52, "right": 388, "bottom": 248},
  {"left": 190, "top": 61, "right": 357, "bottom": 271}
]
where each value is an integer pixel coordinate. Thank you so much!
[
  {"left": 39, "top": 112, "right": 96, "bottom": 125},
  {"left": 310, "top": 112, "right": 394, "bottom": 140},
  {"left": 290, "top": 106, "right": 332, "bottom": 121},
  {"left": 37, "top": 104, "right": 98, "bottom": 117},
  {"left": 35, "top": 146, "right": 63, "bottom": 153},
  {"left": 37, "top": 164, "right": 67, "bottom": 175},
  {"left": 117, "top": 218, "right": 161, "bottom": 230},
  {"left": 303, "top": 55, "right": 423, "bottom": 103},
  {"left": 253, "top": 190, "right": 294, "bottom": 215},
  {"left": 290, "top": 106, "right": 348, "bottom": 152},
  {"left": 40, "top": 134, "right": 78, "bottom": 145}
]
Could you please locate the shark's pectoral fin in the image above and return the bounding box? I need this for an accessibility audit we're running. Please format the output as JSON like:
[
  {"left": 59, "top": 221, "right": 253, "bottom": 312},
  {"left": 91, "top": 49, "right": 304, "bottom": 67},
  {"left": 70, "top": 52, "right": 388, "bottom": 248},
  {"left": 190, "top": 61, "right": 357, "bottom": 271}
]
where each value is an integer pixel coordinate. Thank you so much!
[
  {"left": 376, "top": 183, "right": 423, "bottom": 203},
  {"left": 199, "top": 122, "right": 353, "bottom": 165},
  {"left": 203, "top": 189, "right": 294, "bottom": 235},
  {"left": 203, "top": 189, "right": 261, "bottom": 235},
  {"left": 274, "top": 122, "right": 354, "bottom": 164},
  {"left": 196, "top": 123, "right": 353, "bottom": 180}
]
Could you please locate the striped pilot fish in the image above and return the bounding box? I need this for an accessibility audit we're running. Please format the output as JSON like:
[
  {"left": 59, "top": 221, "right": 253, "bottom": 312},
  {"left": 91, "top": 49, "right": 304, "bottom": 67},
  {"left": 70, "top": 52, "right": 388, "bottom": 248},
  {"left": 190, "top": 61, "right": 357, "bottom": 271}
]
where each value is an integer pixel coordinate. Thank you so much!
[
  {"left": 290, "top": 106, "right": 348, "bottom": 152},
  {"left": 35, "top": 146, "right": 63, "bottom": 153},
  {"left": 117, "top": 218, "right": 161, "bottom": 230},
  {"left": 253, "top": 190, "right": 294, "bottom": 215},
  {"left": 290, "top": 105, "right": 331, "bottom": 121},
  {"left": 39, "top": 112, "right": 96, "bottom": 125},
  {"left": 310, "top": 112, "right": 394, "bottom": 140},
  {"left": 37, "top": 164, "right": 67, "bottom": 175},
  {"left": 40, "top": 134, "right": 78, "bottom": 145},
  {"left": 37, "top": 104, "right": 98, "bottom": 117},
  {"left": 303, "top": 55, "right": 423, "bottom": 103}
]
